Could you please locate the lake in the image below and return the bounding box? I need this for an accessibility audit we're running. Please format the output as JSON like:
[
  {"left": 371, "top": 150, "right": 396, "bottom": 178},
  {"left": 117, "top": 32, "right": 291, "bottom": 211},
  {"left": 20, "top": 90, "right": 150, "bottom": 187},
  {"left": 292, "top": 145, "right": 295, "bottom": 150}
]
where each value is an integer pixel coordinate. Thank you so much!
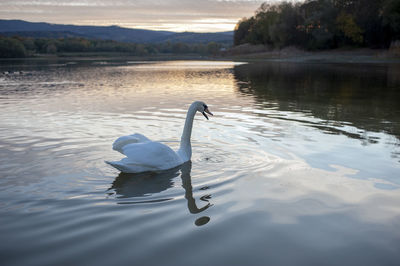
[{"left": 0, "top": 59, "right": 399, "bottom": 266}]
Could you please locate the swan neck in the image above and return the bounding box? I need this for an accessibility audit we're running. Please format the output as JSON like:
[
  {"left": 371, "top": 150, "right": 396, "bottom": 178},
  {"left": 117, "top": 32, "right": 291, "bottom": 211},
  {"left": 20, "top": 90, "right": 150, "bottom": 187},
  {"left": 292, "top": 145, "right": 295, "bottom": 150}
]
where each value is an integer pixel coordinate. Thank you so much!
[{"left": 178, "top": 103, "right": 197, "bottom": 161}]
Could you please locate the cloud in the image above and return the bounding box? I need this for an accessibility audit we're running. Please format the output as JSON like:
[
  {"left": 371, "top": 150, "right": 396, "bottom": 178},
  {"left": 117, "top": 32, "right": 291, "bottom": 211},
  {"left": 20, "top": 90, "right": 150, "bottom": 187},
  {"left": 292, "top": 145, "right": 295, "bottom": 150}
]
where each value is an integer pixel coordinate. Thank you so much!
[{"left": 0, "top": 0, "right": 266, "bottom": 32}]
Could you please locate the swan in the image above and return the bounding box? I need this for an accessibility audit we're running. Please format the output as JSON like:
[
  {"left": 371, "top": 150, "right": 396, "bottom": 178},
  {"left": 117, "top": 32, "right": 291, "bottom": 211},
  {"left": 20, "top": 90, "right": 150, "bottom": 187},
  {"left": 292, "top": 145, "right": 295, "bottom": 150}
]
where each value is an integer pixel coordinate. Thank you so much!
[{"left": 106, "top": 101, "right": 213, "bottom": 173}]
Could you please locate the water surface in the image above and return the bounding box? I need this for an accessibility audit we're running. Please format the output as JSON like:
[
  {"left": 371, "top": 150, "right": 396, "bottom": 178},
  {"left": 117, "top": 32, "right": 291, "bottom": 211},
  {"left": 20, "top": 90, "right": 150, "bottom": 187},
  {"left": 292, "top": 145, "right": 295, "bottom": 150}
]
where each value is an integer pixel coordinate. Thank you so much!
[{"left": 0, "top": 59, "right": 399, "bottom": 266}]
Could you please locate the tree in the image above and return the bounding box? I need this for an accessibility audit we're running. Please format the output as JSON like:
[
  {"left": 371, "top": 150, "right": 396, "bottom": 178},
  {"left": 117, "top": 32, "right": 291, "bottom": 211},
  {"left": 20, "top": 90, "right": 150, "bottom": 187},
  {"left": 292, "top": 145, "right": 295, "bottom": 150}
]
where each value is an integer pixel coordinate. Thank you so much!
[
  {"left": 207, "top": 42, "right": 221, "bottom": 55},
  {"left": 233, "top": 0, "right": 399, "bottom": 50},
  {"left": 0, "top": 37, "right": 27, "bottom": 58},
  {"left": 234, "top": 18, "right": 255, "bottom": 45},
  {"left": 382, "top": 0, "right": 400, "bottom": 42},
  {"left": 254, "top": 6, "right": 280, "bottom": 46},
  {"left": 353, "top": 0, "right": 385, "bottom": 47},
  {"left": 336, "top": 12, "right": 364, "bottom": 44}
]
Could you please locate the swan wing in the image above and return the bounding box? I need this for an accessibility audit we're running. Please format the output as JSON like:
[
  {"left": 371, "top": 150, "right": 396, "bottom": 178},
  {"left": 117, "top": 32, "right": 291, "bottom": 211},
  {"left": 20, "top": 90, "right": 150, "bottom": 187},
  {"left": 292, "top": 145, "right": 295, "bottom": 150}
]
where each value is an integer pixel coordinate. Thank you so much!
[
  {"left": 107, "top": 141, "right": 183, "bottom": 173},
  {"left": 112, "top": 133, "right": 151, "bottom": 154}
]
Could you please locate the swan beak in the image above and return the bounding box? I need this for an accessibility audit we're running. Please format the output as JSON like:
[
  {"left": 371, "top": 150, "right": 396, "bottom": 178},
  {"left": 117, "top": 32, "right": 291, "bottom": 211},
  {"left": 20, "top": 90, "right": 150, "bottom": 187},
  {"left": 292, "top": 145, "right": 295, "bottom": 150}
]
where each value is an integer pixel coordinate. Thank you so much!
[{"left": 202, "top": 108, "right": 213, "bottom": 120}]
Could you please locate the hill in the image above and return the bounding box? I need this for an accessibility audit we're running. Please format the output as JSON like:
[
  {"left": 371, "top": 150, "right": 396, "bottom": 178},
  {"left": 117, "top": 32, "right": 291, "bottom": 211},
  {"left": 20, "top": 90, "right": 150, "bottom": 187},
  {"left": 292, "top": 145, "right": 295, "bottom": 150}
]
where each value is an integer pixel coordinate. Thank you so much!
[{"left": 0, "top": 19, "right": 233, "bottom": 44}]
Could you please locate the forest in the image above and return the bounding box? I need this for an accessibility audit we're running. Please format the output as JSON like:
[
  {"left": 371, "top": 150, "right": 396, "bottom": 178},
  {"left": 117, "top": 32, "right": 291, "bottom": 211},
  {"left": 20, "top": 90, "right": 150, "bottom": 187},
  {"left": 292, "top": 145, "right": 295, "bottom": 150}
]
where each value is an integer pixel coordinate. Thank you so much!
[
  {"left": 234, "top": 0, "right": 400, "bottom": 50},
  {"left": 1, "top": 0, "right": 400, "bottom": 57},
  {"left": 0, "top": 36, "right": 224, "bottom": 58}
]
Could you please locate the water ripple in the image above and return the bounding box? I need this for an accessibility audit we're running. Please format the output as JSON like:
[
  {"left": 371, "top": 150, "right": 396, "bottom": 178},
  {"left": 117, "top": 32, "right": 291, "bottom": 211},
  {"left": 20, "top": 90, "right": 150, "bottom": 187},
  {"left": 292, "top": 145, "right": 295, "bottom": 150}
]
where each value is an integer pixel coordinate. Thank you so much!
[{"left": 1, "top": 60, "right": 400, "bottom": 266}]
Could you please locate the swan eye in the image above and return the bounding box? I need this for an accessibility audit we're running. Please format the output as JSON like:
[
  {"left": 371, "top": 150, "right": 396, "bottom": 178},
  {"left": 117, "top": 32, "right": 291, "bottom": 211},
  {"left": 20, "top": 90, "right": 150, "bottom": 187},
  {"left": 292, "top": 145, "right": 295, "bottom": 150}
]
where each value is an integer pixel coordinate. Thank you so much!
[{"left": 203, "top": 104, "right": 208, "bottom": 110}]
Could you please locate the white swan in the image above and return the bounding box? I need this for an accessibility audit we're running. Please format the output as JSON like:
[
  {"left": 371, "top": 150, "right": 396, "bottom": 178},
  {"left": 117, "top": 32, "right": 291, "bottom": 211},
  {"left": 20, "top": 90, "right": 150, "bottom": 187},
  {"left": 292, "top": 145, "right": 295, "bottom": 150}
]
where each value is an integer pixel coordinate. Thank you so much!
[{"left": 106, "top": 101, "right": 213, "bottom": 173}]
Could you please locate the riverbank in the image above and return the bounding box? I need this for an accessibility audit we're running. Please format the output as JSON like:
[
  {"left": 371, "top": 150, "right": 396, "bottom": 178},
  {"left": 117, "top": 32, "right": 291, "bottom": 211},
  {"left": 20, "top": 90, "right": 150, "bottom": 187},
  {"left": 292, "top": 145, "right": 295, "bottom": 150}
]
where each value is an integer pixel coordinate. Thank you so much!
[
  {"left": 1, "top": 48, "right": 400, "bottom": 64},
  {"left": 223, "top": 47, "right": 400, "bottom": 64},
  {"left": 0, "top": 52, "right": 209, "bottom": 62}
]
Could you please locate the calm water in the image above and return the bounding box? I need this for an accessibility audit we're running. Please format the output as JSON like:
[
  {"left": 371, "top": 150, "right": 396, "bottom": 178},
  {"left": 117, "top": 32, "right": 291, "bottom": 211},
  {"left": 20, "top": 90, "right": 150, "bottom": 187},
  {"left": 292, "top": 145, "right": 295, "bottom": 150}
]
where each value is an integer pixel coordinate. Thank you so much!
[{"left": 0, "top": 59, "right": 399, "bottom": 266}]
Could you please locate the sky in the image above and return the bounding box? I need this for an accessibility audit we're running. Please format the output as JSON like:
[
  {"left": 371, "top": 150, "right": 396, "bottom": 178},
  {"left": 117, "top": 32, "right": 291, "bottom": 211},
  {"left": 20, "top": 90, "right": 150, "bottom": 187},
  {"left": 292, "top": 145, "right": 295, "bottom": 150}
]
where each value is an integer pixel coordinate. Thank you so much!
[{"left": 0, "top": 0, "right": 278, "bottom": 32}]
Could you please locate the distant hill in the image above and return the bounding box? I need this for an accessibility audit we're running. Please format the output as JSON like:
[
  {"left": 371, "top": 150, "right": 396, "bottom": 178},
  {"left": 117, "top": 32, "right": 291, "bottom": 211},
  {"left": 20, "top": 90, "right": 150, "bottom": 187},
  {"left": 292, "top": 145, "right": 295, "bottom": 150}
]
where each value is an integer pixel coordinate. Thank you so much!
[{"left": 0, "top": 20, "right": 233, "bottom": 44}]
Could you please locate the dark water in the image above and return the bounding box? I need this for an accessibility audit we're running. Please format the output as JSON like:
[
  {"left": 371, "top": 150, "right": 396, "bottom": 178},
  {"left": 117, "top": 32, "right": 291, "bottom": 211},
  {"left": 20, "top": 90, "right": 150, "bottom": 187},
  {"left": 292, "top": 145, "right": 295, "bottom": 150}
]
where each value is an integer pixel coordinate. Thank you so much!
[{"left": 0, "top": 60, "right": 399, "bottom": 266}]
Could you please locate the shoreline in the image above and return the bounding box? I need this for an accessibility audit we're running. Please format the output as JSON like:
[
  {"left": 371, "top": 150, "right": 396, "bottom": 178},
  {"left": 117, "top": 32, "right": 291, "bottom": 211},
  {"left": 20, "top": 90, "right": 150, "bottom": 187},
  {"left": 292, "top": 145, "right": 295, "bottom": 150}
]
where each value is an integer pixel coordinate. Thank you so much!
[
  {"left": 0, "top": 53, "right": 210, "bottom": 62},
  {"left": 223, "top": 47, "right": 400, "bottom": 64},
  {"left": 1, "top": 48, "right": 400, "bottom": 64}
]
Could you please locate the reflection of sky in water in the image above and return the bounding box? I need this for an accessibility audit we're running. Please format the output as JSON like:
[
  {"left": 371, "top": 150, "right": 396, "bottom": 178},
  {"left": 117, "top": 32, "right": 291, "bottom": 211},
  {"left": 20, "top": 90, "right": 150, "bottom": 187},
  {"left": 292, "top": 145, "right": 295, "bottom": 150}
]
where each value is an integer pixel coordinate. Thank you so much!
[{"left": 0, "top": 60, "right": 399, "bottom": 266}]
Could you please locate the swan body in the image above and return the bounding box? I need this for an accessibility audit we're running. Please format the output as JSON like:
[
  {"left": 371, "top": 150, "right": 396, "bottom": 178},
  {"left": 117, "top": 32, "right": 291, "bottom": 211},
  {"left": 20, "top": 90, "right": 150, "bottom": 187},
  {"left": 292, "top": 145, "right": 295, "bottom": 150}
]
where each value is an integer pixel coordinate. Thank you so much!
[{"left": 106, "top": 101, "right": 213, "bottom": 173}]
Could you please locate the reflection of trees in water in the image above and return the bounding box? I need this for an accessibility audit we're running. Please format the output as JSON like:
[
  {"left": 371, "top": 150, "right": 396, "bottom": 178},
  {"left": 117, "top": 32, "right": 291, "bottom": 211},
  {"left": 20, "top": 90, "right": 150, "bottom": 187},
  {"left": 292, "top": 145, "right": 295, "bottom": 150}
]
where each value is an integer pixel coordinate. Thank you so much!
[
  {"left": 110, "top": 161, "right": 211, "bottom": 226},
  {"left": 233, "top": 62, "right": 400, "bottom": 140}
]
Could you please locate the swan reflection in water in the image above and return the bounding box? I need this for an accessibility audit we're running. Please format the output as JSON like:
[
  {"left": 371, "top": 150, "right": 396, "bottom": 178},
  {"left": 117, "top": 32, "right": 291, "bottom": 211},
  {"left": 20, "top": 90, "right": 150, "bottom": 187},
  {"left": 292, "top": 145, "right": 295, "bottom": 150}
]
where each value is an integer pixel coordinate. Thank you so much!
[{"left": 109, "top": 161, "right": 211, "bottom": 226}]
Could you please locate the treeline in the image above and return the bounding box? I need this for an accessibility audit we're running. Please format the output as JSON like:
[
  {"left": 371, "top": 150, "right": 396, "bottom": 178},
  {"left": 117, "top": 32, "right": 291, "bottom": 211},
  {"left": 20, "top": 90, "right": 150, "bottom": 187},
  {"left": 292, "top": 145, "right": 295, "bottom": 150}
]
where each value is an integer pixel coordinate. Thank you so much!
[
  {"left": 234, "top": 0, "right": 400, "bottom": 50},
  {"left": 0, "top": 36, "right": 225, "bottom": 58}
]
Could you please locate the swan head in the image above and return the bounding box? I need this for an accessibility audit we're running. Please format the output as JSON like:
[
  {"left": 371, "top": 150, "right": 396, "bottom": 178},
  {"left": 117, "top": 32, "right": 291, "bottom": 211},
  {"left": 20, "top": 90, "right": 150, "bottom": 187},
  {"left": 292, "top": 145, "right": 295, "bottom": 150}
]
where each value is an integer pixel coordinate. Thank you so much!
[{"left": 195, "top": 101, "right": 213, "bottom": 120}]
